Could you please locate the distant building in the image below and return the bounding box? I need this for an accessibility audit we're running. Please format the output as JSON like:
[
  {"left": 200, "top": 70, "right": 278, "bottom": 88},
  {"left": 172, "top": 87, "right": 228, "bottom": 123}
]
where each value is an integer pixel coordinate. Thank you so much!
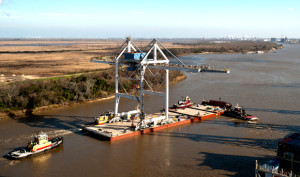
[
  {"left": 280, "top": 37, "right": 288, "bottom": 43},
  {"left": 271, "top": 38, "right": 277, "bottom": 42},
  {"left": 288, "top": 39, "right": 300, "bottom": 44}
]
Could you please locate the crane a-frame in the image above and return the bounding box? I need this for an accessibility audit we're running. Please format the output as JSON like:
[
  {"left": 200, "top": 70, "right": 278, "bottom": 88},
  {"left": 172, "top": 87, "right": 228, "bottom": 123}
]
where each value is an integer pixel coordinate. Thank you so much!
[{"left": 91, "top": 37, "right": 229, "bottom": 130}]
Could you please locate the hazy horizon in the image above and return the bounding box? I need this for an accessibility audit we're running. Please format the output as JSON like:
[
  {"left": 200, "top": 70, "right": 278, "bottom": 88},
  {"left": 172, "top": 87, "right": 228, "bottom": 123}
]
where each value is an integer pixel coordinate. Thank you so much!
[
  {"left": 1, "top": 0, "right": 300, "bottom": 38},
  {"left": 0, "top": 37, "right": 297, "bottom": 40}
]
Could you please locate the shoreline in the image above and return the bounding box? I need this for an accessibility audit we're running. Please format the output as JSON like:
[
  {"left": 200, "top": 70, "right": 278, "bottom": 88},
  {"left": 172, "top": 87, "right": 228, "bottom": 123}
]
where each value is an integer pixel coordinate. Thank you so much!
[
  {"left": 0, "top": 46, "right": 282, "bottom": 83},
  {"left": 0, "top": 95, "right": 115, "bottom": 120},
  {"left": 174, "top": 47, "right": 282, "bottom": 57},
  {"left": 0, "top": 74, "right": 186, "bottom": 120}
]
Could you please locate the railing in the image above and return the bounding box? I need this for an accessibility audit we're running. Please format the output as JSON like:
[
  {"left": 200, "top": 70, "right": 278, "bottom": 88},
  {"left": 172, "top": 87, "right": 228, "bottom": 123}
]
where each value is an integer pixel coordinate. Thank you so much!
[{"left": 255, "top": 160, "right": 298, "bottom": 177}]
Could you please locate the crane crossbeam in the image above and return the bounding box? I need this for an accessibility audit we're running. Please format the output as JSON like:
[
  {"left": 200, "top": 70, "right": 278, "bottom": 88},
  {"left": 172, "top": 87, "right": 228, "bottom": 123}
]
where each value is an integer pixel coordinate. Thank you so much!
[
  {"left": 90, "top": 58, "right": 230, "bottom": 74},
  {"left": 147, "top": 65, "right": 229, "bottom": 73}
]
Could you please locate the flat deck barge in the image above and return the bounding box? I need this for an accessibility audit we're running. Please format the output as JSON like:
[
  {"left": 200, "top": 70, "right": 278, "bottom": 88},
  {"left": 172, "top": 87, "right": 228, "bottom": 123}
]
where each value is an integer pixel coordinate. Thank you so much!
[{"left": 82, "top": 105, "right": 224, "bottom": 141}]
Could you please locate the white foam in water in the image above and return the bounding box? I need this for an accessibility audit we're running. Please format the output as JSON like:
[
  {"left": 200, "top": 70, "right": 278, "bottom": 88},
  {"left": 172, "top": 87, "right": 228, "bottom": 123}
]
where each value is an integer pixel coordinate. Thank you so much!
[
  {"left": 46, "top": 128, "right": 82, "bottom": 137},
  {"left": 0, "top": 128, "right": 82, "bottom": 146}
]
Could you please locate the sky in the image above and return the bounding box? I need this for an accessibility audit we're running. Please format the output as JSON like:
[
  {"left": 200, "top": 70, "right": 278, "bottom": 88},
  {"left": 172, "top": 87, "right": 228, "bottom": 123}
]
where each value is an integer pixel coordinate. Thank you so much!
[{"left": 0, "top": 0, "right": 300, "bottom": 38}]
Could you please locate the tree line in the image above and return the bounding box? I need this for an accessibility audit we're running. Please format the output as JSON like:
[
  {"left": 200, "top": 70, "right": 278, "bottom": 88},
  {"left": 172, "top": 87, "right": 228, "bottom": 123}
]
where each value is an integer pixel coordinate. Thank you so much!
[
  {"left": 0, "top": 68, "right": 184, "bottom": 113},
  {"left": 166, "top": 41, "right": 282, "bottom": 56}
]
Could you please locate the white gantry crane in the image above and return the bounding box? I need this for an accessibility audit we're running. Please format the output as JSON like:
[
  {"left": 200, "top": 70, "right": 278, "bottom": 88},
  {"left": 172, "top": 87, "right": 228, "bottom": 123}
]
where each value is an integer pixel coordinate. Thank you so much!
[{"left": 91, "top": 37, "right": 230, "bottom": 130}]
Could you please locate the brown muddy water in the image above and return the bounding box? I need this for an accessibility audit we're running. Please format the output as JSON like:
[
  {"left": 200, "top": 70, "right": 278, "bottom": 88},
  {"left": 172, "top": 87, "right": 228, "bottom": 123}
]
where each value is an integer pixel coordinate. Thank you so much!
[{"left": 1, "top": 44, "right": 300, "bottom": 177}]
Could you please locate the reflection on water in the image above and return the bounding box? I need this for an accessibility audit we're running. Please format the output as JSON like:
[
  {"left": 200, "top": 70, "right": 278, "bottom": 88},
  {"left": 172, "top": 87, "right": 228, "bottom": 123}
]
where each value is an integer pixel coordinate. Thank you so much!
[
  {"left": 247, "top": 107, "right": 300, "bottom": 115},
  {"left": 198, "top": 152, "right": 270, "bottom": 177},
  {"left": 31, "top": 146, "right": 63, "bottom": 165},
  {"left": 31, "top": 151, "right": 52, "bottom": 165},
  {"left": 271, "top": 84, "right": 300, "bottom": 88},
  {"left": 9, "top": 160, "right": 21, "bottom": 166}
]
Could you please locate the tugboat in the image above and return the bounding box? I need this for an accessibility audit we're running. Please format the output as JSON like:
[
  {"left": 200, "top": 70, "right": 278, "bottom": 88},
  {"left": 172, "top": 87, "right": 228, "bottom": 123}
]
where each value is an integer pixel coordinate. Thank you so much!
[
  {"left": 224, "top": 104, "right": 258, "bottom": 121},
  {"left": 7, "top": 132, "right": 63, "bottom": 159},
  {"left": 172, "top": 96, "right": 192, "bottom": 109},
  {"left": 94, "top": 111, "right": 114, "bottom": 125}
]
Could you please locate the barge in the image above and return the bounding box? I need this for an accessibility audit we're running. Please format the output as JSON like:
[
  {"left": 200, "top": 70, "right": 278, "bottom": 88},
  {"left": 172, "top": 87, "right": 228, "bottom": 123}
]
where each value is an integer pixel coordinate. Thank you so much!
[
  {"left": 201, "top": 99, "right": 258, "bottom": 121},
  {"left": 201, "top": 99, "right": 232, "bottom": 110},
  {"left": 82, "top": 104, "right": 224, "bottom": 141}
]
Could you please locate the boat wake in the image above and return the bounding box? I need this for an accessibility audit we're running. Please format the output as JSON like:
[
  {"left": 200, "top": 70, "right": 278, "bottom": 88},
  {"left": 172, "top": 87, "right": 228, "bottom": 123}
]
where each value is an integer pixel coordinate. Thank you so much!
[
  {"left": 0, "top": 128, "right": 81, "bottom": 147},
  {"left": 45, "top": 128, "right": 82, "bottom": 137}
]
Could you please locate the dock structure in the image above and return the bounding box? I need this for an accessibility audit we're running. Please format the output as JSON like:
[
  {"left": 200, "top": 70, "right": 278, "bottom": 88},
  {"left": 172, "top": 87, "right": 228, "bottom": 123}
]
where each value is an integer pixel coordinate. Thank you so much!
[
  {"left": 83, "top": 105, "right": 224, "bottom": 141},
  {"left": 84, "top": 37, "right": 230, "bottom": 141}
]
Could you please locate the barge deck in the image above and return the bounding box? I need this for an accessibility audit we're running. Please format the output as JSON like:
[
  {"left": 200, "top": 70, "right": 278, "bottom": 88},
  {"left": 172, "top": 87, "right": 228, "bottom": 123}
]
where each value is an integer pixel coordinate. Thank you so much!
[{"left": 82, "top": 105, "right": 224, "bottom": 141}]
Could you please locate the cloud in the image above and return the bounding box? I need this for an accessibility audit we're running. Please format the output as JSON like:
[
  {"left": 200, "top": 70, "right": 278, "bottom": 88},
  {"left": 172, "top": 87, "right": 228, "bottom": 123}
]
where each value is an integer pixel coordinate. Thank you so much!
[
  {"left": 1, "top": 10, "right": 10, "bottom": 17},
  {"left": 40, "top": 13, "right": 69, "bottom": 16},
  {"left": 285, "top": 7, "right": 295, "bottom": 11},
  {"left": 0, "top": 0, "right": 2, "bottom": 5}
]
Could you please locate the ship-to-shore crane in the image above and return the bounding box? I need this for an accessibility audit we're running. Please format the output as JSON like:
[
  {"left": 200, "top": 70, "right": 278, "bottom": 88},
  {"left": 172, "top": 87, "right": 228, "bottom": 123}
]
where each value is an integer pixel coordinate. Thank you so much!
[{"left": 91, "top": 37, "right": 230, "bottom": 130}]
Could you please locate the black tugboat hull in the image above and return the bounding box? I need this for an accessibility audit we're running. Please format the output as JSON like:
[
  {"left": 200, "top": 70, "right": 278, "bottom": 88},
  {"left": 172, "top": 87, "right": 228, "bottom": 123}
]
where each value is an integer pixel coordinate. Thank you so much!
[{"left": 224, "top": 111, "right": 258, "bottom": 121}]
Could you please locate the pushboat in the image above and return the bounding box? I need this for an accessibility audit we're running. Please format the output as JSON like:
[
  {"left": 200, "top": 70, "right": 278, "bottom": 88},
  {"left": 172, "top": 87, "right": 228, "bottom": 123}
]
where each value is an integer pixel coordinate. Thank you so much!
[
  {"left": 172, "top": 96, "right": 192, "bottom": 109},
  {"left": 7, "top": 132, "right": 63, "bottom": 159},
  {"left": 224, "top": 104, "right": 258, "bottom": 121},
  {"left": 94, "top": 111, "right": 114, "bottom": 125}
]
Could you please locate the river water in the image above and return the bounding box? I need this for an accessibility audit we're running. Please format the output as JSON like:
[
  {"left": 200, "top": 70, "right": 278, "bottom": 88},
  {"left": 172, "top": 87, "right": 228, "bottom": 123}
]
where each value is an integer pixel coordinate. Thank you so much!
[{"left": 0, "top": 44, "right": 300, "bottom": 177}]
